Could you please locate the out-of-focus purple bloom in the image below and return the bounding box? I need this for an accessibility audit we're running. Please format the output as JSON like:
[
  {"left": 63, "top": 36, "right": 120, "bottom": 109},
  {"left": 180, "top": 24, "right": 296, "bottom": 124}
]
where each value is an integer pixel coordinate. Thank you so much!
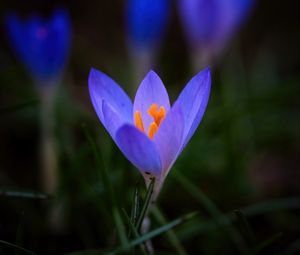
[
  {"left": 5, "top": 9, "right": 71, "bottom": 83},
  {"left": 178, "top": 0, "right": 254, "bottom": 53},
  {"left": 88, "top": 67, "right": 211, "bottom": 193},
  {"left": 126, "top": 0, "right": 171, "bottom": 50}
]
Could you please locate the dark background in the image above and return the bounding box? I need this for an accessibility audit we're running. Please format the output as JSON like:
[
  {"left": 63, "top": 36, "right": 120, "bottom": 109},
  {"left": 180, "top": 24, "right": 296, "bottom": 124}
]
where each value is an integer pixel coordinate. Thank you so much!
[{"left": 0, "top": 0, "right": 299, "bottom": 254}]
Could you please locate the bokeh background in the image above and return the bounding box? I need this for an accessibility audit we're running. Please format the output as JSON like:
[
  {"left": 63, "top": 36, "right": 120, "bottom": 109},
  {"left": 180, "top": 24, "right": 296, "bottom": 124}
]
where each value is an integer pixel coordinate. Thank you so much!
[{"left": 0, "top": 0, "right": 299, "bottom": 254}]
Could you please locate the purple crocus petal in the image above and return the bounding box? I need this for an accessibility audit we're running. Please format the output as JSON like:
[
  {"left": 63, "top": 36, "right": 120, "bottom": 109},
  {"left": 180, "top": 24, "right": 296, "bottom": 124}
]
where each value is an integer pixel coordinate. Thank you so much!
[
  {"left": 178, "top": 0, "right": 218, "bottom": 47},
  {"left": 43, "top": 9, "right": 71, "bottom": 79},
  {"left": 174, "top": 67, "right": 211, "bottom": 149},
  {"left": 5, "top": 14, "right": 41, "bottom": 75},
  {"left": 133, "top": 70, "right": 170, "bottom": 130},
  {"left": 212, "top": 0, "right": 254, "bottom": 49},
  {"left": 126, "top": 0, "right": 171, "bottom": 50},
  {"left": 153, "top": 103, "right": 184, "bottom": 175},
  {"left": 102, "top": 100, "right": 127, "bottom": 140},
  {"left": 178, "top": 0, "right": 254, "bottom": 52},
  {"left": 115, "top": 124, "right": 162, "bottom": 175},
  {"left": 5, "top": 10, "right": 71, "bottom": 82},
  {"left": 5, "top": 15, "right": 23, "bottom": 58},
  {"left": 88, "top": 68, "right": 133, "bottom": 126}
]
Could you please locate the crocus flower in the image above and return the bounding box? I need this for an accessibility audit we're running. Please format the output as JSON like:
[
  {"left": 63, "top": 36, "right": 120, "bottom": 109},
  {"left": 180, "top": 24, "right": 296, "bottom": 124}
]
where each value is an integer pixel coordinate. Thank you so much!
[
  {"left": 5, "top": 9, "right": 71, "bottom": 84},
  {"left": 178, "top": 0, "right": 254, "bottom": 62},
  {"left": 89, "top": 68, "right": 211, "bottom": 198},
  {"left": 126, "top": 0, "right": 171, "bottom": 51}
]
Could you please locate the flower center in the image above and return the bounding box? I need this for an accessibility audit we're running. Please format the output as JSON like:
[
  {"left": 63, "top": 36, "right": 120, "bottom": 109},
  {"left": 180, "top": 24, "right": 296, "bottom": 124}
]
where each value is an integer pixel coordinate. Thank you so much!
[{"left": 134, "top": 104, "right": 166, "bottom": 139}]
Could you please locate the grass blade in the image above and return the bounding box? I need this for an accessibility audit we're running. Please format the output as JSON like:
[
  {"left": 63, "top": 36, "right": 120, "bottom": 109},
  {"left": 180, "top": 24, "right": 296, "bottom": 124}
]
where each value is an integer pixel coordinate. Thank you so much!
[
  {"left": 128, "top": 186, "right": 140, "bottom": 239},
  {"left": 152, "top": 206, "right": 188, "bottom": 255},
  {"left": 107, "top": 211, "right": 199, "bottom": 255},
  {"left": 0, "top": 240, "right": 37, "bottom": 255},
  {"left": 15, "top": 211, "right": 25, "bottom": 255},
  {"left": 242, "top": 197, "right": 300, "bottom": 216},
  {"left": 254, "top": 233, "right": 282, "bottom": 253},
  {"left": 234, "top": 210, "right": 257, "bottom": 246},
  {"left": 174, "top": 171, "right": 251, "bottom": 255},
  {"left": 178, "top": 197, "right": 300, "bottom": 240},
  {"left": 122, "top": 209, "right": 149, "bottom": 255},
  {"left": 281, "top": 237, "right": 300, "bottom": 255},
  {"left": 82, "top": 123, "right": 129, "bottom": 249},
  {"left": 0, "top": 99, "right": 39, "bottom": 115},
  {"left": 135, "top": 177, "right": 155, "bottom": 232},
  {"left": 65, "top": 212, "right": 198, "bottom": 255},
  {"left": 130, "top": 187, "right": 140, "bottom": 226},
  {"left": 81, "top": 123, "right": 113, "bottom": 202},
  {"left": 0, "top": 188, "right": 51, "bottom": 200},
  {"left": 131, "top": 212, "right": 198, "bottom": 248},
  {"left": 112, "top": 207, "right": 129, "bottom": 250}
]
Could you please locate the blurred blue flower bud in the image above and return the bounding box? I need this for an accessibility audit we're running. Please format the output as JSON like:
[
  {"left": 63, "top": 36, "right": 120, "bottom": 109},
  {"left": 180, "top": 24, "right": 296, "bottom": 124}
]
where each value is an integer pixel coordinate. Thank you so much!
[
  {"left": 126, "top": 0, "right": 171, "bottom": 50},
  {"left": 5, "top": 9, "right": 71, "bottom": 84},
  {"left": 178, "top": 0, "right": 254, "bottom": 56}
]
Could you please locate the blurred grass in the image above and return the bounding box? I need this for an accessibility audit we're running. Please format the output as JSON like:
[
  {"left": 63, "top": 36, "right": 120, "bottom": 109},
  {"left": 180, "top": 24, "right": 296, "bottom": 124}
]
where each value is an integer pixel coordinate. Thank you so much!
[
  {"left": 0, "top": 240, "right": 36, "bottom": 255},
  {"left": 0, "top": 64, "right": 299, "bottom": 254},
  {"left": 0, "top": 188, "right": 51, "bottom": 199},
  {"left": 173, "top": 171, "right": 251, "bottom": 255},
  {"left": 0, "top": 99, "right": 39, "bottom": 115},
  {"left": 152, "top": 206, "right": 188, "bottom": 255},
  {"left": 0, "top": 66, "right": 299, "bottom": 254},
  {"left": 82, "top": 123, "right": 129, "bottom": 249}
]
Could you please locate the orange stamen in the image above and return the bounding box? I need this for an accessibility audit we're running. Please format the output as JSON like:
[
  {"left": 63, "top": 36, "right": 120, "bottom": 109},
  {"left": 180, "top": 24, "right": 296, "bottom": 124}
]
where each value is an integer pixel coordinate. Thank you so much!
[
  {"left": 148, "top": 122, "right": 158, "bottom": 140},
  {"left": 147, "top": 103, "right": 166, "bottom": 126},
  {"left": 155, "top": 106, "right": 166, "bottom": 126},
  {"left": 134, "top": 104, "right": 166, "bottom": 139},
  {"left": 134, "top": 111, "right": 144, "bottom": 132},
  {"left": 147, "top": 104, "right": 158, "bottom": 118}
]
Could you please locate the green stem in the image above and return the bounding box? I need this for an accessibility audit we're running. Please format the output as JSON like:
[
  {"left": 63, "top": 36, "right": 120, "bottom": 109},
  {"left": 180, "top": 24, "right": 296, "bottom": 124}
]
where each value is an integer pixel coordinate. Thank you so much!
[{"left": 39, "top": 84, "right": 63, "bottom": 231}]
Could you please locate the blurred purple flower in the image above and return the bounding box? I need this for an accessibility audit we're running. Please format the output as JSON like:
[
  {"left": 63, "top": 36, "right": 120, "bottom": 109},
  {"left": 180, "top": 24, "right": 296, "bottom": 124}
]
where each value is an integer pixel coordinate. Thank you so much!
[
  {"left": 88, "top": 68, "right": 211, "bottom": 192},
  {"left": 5, "top": 9, "right": 71, "bottom": 83},
  {"left": 178, "top": 0, "right": 254, "bottom": 54},
  {"left": 126, "top": 0, "right": 171, "bottom": 51}
]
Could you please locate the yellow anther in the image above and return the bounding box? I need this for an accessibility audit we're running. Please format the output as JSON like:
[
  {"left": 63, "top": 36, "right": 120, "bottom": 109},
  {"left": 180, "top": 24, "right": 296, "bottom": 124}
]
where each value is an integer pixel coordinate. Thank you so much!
[
  {"left": 148, "top": 122, "right": 158, "bottom": 140},
  {"left": 134, "top": 111, "right": 144, "bottom": 132}
]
